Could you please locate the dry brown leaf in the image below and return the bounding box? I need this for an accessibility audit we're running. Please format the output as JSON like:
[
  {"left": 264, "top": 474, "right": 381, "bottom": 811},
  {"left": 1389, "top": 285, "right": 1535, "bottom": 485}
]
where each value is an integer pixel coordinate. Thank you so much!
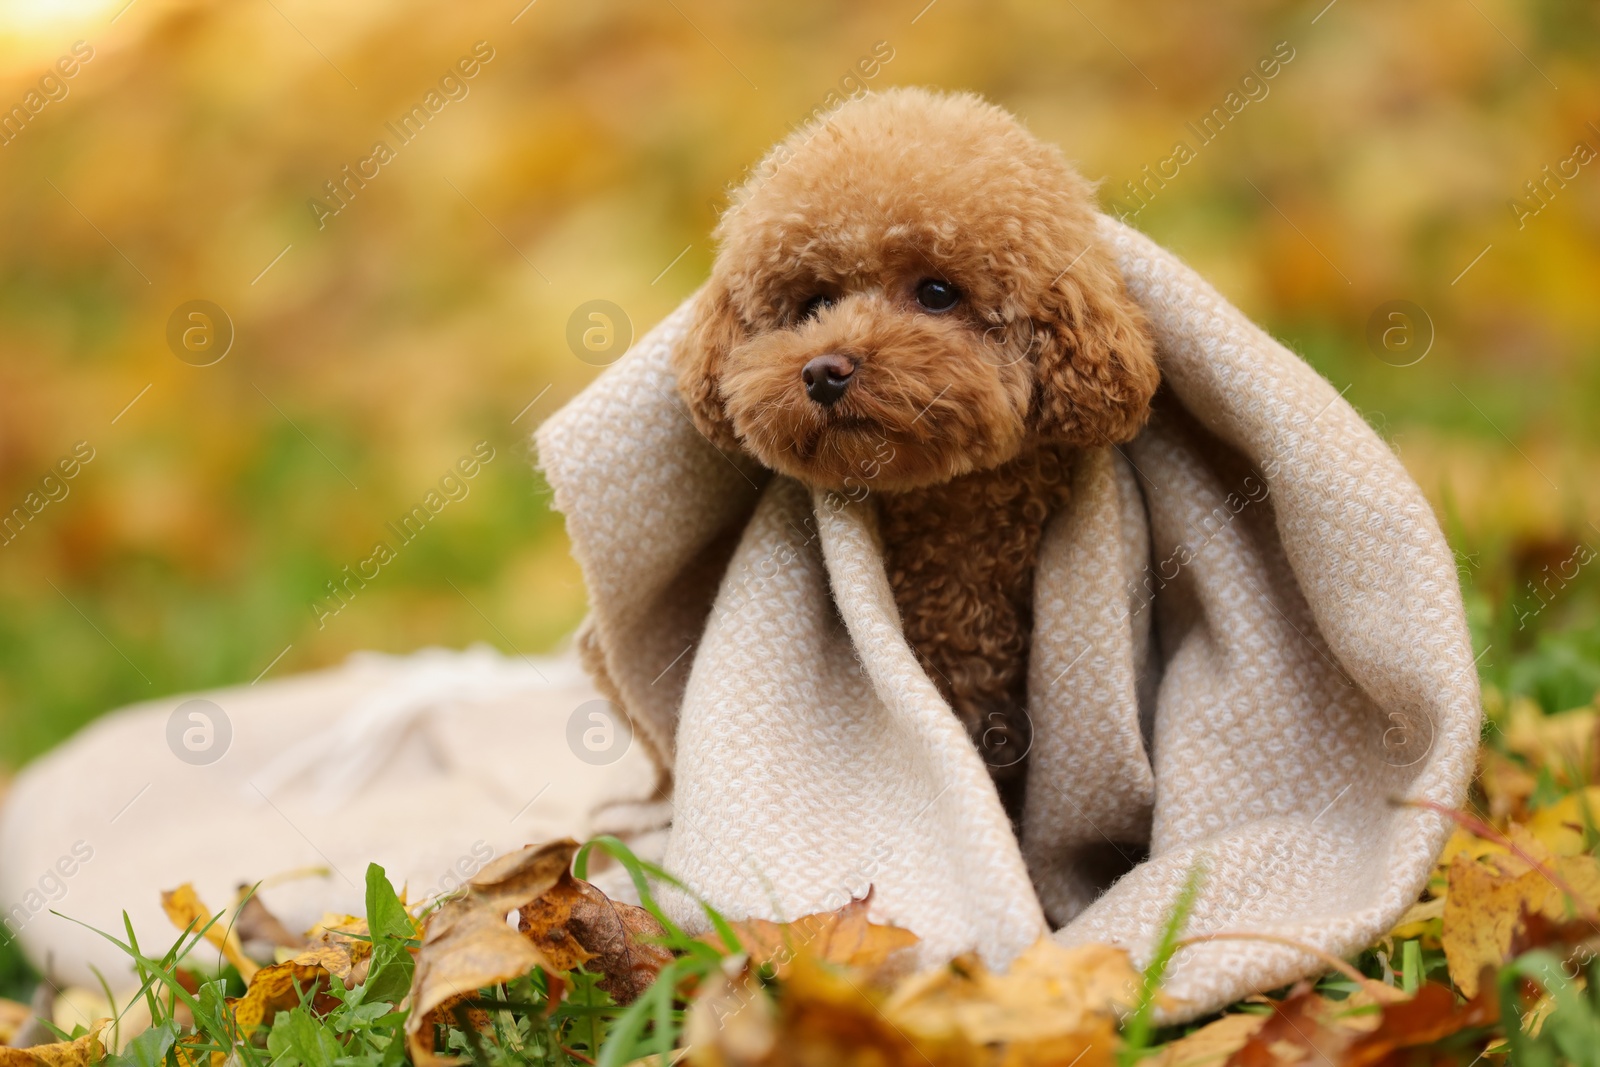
[
  {"left": 1150, "top": 1013, "right": 1267, "bottom": 1067},
  {"left": 1224, "top": 987, "right": 1364, "bottom": 1067},
  {"left": 292, "top": 914, "right": 372, "bottom": 983},
  {"left": 1222, "top": 979, "right": 1497, "bottom": 1062},
  {"left": 685, "top": 968, "right": 779, "bottom": 1064},
  {"left": 414, "top": 903, "right": 548, "bottom": 1021},
  {"left": 703, "top": 893, "right": 919, "bottom": 979},
  {"left": 886, "top": 940, "right": 1138, "bottom": 1048},
  {"left": 161, "top": 884, "right": 259, "bottom": 982},
  {"left": 1342, "top": 982, "right": 1499, "bottom": 1066},
  {"left": 1440, "top": 834, "right": 1600, "bottom": 995},
  {"left": 406, "top": 839, "right": 575, "bottom": 1067},
  {"left": 233, "top": 887, "right": 306, "bottom": 962},
  {"left": 515, "top": 871, "right": 597, "bottom": 973},
  {"left": 0, "top": 1022, "right": 106, "bottom": 1067},
  {"left": 464, "top": 837, "right": 580, "bottom": 914},
  {"left": 228, "top": 960, "right": 339, "bottom": 1035},
  {"left": 688, "top": 937, "right": 1132, "bottom": 1067},
  {"left": 689, "top": 953, "right": 975, "bottom": 1067},
  {"left": 518, "top": 870, "right": 672, "bottom": 1004}
]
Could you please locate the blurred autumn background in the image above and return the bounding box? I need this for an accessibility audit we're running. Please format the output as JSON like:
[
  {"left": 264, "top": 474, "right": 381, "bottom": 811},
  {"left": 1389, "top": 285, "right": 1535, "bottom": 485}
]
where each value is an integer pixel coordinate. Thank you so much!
[{"left": 2, "top": 0, "right": 1598, "bottom": 779}]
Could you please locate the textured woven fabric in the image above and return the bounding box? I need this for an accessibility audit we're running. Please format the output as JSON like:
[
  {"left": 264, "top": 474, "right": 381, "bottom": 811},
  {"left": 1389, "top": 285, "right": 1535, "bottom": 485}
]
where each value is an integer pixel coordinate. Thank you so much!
[
  {"left": 536, "top": 216, "right": 1480, "bottom": 1021},
  {"left": 0, "top": 647, "right": 659, "bottom": 990}
]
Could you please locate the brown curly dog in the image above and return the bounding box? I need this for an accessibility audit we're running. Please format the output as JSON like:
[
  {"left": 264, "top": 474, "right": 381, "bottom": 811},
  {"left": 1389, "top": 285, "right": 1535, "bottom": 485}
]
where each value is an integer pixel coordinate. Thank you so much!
[{"left": 672, "top": 87, "right": 1160, "bottom": 823}]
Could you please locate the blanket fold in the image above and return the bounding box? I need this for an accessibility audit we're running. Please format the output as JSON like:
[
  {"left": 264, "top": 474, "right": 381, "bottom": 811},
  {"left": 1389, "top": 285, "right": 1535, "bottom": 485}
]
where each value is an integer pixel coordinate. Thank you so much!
[{"left": 535, "top": 216, "right": 1478, "bottom": 1019}]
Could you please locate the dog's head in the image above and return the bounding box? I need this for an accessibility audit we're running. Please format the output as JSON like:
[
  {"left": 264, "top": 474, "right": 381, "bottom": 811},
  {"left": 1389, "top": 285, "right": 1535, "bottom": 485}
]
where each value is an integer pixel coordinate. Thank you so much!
[{"left": 673, "top": 87, "right": 1160, "bottom": 493}]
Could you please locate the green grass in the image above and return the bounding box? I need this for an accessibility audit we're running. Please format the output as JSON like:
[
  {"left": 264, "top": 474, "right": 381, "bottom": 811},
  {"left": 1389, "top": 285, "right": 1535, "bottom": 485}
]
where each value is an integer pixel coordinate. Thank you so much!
[
  {"left": 35, "top": 837, "right": 745, "bottom": 1067},
  {"left": 0, "top": 934, "right": 34, "bottom": 1004}
]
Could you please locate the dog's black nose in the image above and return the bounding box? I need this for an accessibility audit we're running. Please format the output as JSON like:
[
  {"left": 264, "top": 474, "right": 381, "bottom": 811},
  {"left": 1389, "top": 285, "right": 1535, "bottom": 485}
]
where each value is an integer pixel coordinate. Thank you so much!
[{"left": 802, "top": 354, "right": 854, "bottom": 407}]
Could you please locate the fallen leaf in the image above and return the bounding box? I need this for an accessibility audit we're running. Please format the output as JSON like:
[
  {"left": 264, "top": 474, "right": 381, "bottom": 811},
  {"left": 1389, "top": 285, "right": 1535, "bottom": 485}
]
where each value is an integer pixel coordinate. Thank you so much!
[
  {"left": 782, "top": 954, "right": 985, "bottom": 1066},
  {"left": 174, "top": 1032, "right": 223, "bottom": 1067},
  {"left": 1388, "top": 896, "right": 1445, "bottom": 942},
  {"left": 518, "top": 870, "right": 672, "bottom": 1004},
  {"left": 1478, "top": 747, "right": 1539, "bottom": 824},
  {"left": 406, "top": 839, "right": 575, "bottom": 1067},
  {"left": 688, "top": 936, "right": 1132, "bottom": 1067},
  {"left": 1224, "top": 987, "right": 1357, "bottom": 1067},
  {"left": 161, "top": 884, "right": 258, "bottom": 982},
  {"left": 1218, "top": 984, "right": 1482, "bottom": 1067},
  {"left": 703, "top": 893, "right": 919, "bottom": 979},
  {"left": 291, "top": 914, "right": 372, "bottom": 984},
  {"left": 1343, "top": 982, "right": 1498, "bottom": 1066},
  {"left": 227, "top": 960, "right": 339, "bottom": 1035},
  {"left": 1438, "top": 825, "right": 1503, "bottom": 867},
  {"left": 1151, "top": 1013, "right": 1267, "bottom": 1067},
  {"left": 0, "top": 1023, "right": 107, "bottom": 1067},
  {"left": 685, "top": 967, "right": 779, "bottom": 1065},
  {"left": 465, "top": 837, "right": 580, "bottom": 913},
  {"left": 232, "top": 886, "right": 306, "bottom": 963},
  {"left": 690, "top": 953, "right": 979, "bottom": 1067},
  {"left": 515, "top": 871, "right": 597, "bottom": 973},
  {"left": 1502, "top": 699, "right": 1598, "bottom": 785},
  {"left": 886, "top": 940, "right": 1138, "bottom": 1048},
  {"left": 1525, "top": 786, "right": 1600, "bottom": 857},
  {"left": 1440, "top": 835, "right": 1600, "bottom": 995}
]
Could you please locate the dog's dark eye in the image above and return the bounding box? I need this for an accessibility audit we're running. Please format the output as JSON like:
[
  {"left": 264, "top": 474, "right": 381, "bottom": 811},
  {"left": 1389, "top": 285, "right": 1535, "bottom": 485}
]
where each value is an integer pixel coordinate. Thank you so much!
[
  {"left": 914, "top": 279, "right": 960, "bottom": 312},
  {"left": 798, "top": 294, "right": 835, "bottom": 321}
]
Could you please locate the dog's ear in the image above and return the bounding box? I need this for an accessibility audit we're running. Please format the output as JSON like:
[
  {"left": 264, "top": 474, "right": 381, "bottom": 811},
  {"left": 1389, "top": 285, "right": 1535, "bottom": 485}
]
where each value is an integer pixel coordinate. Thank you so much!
[
  {"left": 1028, "top": 251, "right": 1161, "bottom": 447},
  {"left": 672, "top": 278, "right": 746, "bottom": 452}
]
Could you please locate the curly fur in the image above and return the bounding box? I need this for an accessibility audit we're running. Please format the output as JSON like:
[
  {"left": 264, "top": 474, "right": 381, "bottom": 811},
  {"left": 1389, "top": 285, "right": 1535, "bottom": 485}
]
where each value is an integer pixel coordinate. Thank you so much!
[{"left": 672, "top": 87, "right": 1160, "bottom": 822}]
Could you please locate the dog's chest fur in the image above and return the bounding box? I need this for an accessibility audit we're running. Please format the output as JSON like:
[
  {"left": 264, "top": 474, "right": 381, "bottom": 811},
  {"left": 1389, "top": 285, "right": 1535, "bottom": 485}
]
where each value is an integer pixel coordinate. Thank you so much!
[{"left": 876, "top": 443, "right": 1074, "bottom": 822}]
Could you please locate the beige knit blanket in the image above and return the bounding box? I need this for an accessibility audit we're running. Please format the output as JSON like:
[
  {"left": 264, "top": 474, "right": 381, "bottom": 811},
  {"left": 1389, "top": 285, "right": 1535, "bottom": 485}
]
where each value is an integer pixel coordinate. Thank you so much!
[{"left": 535, "top": 216, "right": 1479, "bottom": 1021}]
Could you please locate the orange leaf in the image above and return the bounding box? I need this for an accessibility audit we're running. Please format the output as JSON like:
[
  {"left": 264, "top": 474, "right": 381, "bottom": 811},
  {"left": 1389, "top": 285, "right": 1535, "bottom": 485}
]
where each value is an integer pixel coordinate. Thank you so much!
[
  {"left": 703, "top": 892, "right": 918, "bottom": 978},
  {"left": 227, "top": 960, "right": 338, "bottom": 1035}
]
